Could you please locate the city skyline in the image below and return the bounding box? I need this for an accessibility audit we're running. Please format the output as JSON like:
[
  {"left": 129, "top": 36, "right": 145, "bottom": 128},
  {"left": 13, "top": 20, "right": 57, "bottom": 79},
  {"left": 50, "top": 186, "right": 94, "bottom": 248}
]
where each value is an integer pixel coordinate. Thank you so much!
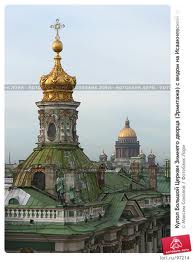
[{"left": 5, "top": 90, "right": 170, "bottom": 165}]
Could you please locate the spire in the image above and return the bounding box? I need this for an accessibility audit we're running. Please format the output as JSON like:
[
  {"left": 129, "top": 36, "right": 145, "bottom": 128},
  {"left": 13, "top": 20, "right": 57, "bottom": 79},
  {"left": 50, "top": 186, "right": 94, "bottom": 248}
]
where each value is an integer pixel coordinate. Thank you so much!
[
  {"left": 40, "top": 19, "right": 76, "bottom": 102},
  {"left": 99, "top": 149, "right": 107, "bottom": 162},
  {"left": 102, "top": 149, "right": 107, "bottom": 156},
  {"left": 148, "top": 149, "right": 155, "bottom": 158},
  {"left": 125, "top": 117, "right": 130, "bottom": 128}
]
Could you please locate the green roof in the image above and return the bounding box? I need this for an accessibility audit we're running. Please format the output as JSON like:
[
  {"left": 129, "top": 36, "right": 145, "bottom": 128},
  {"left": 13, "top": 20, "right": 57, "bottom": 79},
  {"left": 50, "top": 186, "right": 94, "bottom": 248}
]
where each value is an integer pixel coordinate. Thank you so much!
[
  {"left": 104, "top": 170, "right": 148, "bottom": 193},
  {"left": 5, "top": 193, "right": 127, "bottom": 235},
  {"left": 79, "top": 172, "right": 101, "bottom": 202},
  {"left": 126, "top": 190, "right": 162, "bottom": 200},
  {"left": 139, "top": 173, "right": 150, "bottom": 189},
  {"left": 142, "top": 205, "right": 170, "bottom": 217},
  {"left": 139, "top": 171, "right": 170, "bottom": 194},
  {"left": 15, "top": 144, "right": 96, "bottom": 187},
  {"left": 157, "top": 175, "right": 170, "bottom": 193},
  {"left": 103, "top": 193, "right": 127, "bottom": 224},
  {"left": 104, "top": 172, "right": 131, "bottom": 192},
  {"left": 6, "top": 188, "right": 58, "bottom": 208},
  {"left": 23, "top": 188, "right": 58, "bottom": 207},
  {"left": 22, "top": 145, "right": 94, "bottom": 170}
]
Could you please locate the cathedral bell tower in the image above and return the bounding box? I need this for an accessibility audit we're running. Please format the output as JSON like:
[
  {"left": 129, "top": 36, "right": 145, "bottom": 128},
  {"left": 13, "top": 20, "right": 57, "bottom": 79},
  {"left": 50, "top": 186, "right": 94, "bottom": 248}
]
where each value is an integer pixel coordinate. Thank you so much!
[{"left": 37, "top": 19, "right": 79, "bottom": 146}]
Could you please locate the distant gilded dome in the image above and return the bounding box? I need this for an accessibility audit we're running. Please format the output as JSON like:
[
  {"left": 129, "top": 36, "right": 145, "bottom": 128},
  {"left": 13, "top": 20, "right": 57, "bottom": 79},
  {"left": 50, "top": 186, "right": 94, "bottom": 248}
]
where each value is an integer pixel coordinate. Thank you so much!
[{"left": 118, "top": 118, "right": 136, "bottom": 138}]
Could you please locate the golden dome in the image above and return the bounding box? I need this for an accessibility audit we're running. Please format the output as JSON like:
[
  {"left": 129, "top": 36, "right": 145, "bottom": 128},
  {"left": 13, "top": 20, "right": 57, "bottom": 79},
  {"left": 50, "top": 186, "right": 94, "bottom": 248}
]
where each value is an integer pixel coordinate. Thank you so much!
[
  {"left": 119, "top": 127, "right": 136, "bottom": 138},
  {"left": 118, "top": 118, "right": 136, "bottom": 138},
  {"left": 40, "top": 19, "right": 76, "bottom": 102}
]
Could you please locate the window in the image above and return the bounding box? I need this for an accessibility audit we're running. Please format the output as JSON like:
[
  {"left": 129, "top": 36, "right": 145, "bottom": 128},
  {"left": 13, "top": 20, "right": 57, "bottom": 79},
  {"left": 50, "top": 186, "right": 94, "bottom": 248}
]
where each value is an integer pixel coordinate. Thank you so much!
[
  {"left": 47, "top": 122, "right": 56, "bottom": 141},
  {"left": 77, "top": 211, "right": 82, "bottom": 216},
  {"left": 144, "top": 199, "right": 150, "bottom": 205},
  {"left": 69, "top": 211, "right": 74, "bottom": 217},
  {"left": 32, "top": 172, "right": 45, "bottom": 190},
  {"left": 8, "top": 198, "right": 19, "bottom": 205}
]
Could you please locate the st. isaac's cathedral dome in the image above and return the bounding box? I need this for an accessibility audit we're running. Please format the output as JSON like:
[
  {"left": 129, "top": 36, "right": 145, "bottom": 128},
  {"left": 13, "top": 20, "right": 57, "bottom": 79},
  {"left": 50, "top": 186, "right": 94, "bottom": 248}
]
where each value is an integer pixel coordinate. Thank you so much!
[
  {"left": 118, "top": 117, "right": 136, "bottom": 138},
  {"left": 115, "top": 117, "right": 140, "bottom": 159}
]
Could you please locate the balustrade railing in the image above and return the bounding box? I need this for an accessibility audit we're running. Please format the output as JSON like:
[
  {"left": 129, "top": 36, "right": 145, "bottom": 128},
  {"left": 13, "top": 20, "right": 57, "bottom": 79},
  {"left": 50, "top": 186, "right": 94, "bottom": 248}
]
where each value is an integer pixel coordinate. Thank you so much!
[{"left": 5, "top": 206, "right": 105, "bottom": 223}]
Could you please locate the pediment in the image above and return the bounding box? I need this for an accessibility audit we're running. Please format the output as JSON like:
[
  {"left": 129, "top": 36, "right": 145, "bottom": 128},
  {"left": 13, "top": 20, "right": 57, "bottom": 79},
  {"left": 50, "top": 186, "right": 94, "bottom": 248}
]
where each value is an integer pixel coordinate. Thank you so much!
[{"left": 121, "top": 194, "right": 144, "bottom": 218}]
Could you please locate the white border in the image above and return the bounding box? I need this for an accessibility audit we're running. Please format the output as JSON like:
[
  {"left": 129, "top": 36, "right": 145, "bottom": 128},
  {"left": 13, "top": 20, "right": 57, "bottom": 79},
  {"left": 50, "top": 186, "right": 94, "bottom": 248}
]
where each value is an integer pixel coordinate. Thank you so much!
[{"left": 1, "top": 0, "right": 193, "bottom": 261}]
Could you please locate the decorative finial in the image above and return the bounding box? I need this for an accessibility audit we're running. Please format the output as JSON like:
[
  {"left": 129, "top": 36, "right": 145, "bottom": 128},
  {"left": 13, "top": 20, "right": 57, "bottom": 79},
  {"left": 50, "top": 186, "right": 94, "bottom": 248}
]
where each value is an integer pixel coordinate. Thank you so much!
[
  {"left": 39, "top": 20, "right": 76, "bottom": 102},
  {"left": 50, "top": 18, "right": 65, "bottom": 40}
]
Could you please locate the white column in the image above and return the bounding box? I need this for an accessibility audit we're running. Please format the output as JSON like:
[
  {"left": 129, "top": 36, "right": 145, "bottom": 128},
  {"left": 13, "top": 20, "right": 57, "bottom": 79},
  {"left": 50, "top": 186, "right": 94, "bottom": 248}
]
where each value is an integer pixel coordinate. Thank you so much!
[
  {"left": 135, "top": 243, "right": 139, "bottom": 252},
  {"left": 135, "top": 237, "right": 139, "bottom": 252},
  {"left": 140, "top": 232, "right": 145, "bottom": 253},
  {"left": 157, "top": 227, "right": 162, "bottom": 251},
  {"left": 147, "top": 233, "right": 153, "bottom": 253},
  {"left": 153, "top": 232, "right": 157, "bottom": 253},
  {"left": 55, "top": 240, "right": 85, "bottom": 252}
]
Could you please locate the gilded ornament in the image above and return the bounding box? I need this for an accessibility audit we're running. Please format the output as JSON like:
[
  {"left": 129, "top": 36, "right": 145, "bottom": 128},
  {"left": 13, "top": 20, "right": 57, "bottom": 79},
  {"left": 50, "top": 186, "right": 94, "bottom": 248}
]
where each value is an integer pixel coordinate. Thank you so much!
[{"left": 40, "top": 19, "right": 76, "bottom": 102}]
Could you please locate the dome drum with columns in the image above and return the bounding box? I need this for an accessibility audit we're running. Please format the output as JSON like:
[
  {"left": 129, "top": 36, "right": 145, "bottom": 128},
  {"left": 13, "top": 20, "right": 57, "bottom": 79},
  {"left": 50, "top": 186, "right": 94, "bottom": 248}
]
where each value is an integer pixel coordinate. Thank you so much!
[{"left": 36, "top": 101, "right": 80, "bottom": 146}]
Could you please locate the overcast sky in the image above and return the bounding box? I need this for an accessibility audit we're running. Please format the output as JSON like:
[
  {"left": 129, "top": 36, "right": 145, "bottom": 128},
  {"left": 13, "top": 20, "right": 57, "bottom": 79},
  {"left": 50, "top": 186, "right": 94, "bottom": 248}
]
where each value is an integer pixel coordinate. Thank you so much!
[
  {"left": 5, "top": 5, "right": 170, "bottom": 84},
  {"left": 5, "top": 5, "right": 170, "bottom": 164}
]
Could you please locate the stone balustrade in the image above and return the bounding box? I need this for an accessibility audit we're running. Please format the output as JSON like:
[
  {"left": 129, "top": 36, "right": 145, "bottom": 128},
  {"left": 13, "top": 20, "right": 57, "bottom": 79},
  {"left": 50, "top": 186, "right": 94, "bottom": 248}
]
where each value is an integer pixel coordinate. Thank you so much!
[{"left": 5, "top": 206, "right": 105, "bottom": 223}]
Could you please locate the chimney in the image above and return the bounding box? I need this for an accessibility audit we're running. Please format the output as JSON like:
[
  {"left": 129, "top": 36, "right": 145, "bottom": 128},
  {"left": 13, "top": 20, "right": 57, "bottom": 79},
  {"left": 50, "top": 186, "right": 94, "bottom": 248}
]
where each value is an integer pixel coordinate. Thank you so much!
[
  {"left": 148, "top": 165, "right": 158, "bottom": 191},
  {"left": 130, "top": 161, "right": 140, "bottom": 182}
]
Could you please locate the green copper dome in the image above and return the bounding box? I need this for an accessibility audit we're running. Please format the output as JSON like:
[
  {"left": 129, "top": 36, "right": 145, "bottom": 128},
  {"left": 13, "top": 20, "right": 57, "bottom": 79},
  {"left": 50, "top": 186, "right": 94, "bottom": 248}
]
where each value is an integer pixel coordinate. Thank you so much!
[{"left": 14, "top": 145, "right": 100, "bottom": 203}]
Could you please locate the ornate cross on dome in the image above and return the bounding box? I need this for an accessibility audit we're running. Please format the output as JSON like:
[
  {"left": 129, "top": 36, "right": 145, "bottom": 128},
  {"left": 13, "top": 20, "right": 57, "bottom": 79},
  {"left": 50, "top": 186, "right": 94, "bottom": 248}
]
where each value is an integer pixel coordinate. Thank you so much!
[{"left": 50, "top": 19, "right": 65, "bottom": 40}]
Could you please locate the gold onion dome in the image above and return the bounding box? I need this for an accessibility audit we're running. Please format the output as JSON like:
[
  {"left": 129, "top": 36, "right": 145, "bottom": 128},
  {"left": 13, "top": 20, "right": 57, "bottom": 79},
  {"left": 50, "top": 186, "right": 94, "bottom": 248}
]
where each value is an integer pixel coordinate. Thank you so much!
[
  {"left": 40, "top": 19, "right": 76, "bottom": 102},
  {"left": 118, "top": 117, "right": 136, "bottom": 138}
]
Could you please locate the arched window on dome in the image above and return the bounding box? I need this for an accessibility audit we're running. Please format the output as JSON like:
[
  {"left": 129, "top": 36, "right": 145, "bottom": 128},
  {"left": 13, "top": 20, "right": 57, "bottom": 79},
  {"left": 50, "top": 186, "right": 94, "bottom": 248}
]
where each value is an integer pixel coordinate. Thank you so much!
[
  {"left": 32, "top": 172, "right": 45, "bottom": 190},
  {"left": 47, "top": 122, "right": 56, "bottom": 141},
  {"left": 8, "top": 198, "right": 19, "bottom": 205}
]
